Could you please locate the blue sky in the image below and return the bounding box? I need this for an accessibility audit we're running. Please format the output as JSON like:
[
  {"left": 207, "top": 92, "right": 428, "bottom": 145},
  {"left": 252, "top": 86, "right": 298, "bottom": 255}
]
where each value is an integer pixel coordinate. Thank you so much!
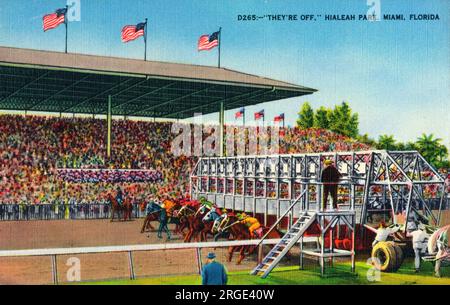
[{"left": 0, "top": 0, "right": 448, "bottom": 147}]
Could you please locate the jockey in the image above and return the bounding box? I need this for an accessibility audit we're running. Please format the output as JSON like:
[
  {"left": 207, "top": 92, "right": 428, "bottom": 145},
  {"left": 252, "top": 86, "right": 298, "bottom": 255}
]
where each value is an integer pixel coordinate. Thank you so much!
[
  {"left": 238, "top": 212, "right": 261, "bottom": 238},
  {"left": 213, "top": 209, "right": 232, "bottom": 241},
  {"left": 145, "top": 199, "right": 161, "bottom": 215},
  {"left": 198, "top": 197, "right": 216, "bottom": 215},
  {"left": 202, "top": 206, "right": 223, "bottom": 224},
  {"left": 213, "top": 209, "right": 228, "bottom": 229},
  {"left": 163, "top": 199, "right": 176, "bottom": 218},
  {"left": 199, "top": 197, "right": 215, "bottom": 210}
]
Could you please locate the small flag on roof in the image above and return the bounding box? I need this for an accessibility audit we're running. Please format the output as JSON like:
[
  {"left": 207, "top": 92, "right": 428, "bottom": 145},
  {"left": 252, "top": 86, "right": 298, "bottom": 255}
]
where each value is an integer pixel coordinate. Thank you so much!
[
  {"left": 198, "top": 31, "right": 220, "bottom": 51},
  {"left": 121, "top": 21, "right": 147, "bottom": 43},
  {"left": 43, "top": 8, "right": 67, "bottom": 32},
  {"left": 254, "top": 110, "right": 265, "bottom": 120},
  {"left": 274, "top": 113, "right": 285, "bottom": 122},
  {"left": 235, "top": 108, "right": 245, "bottom": 119}
]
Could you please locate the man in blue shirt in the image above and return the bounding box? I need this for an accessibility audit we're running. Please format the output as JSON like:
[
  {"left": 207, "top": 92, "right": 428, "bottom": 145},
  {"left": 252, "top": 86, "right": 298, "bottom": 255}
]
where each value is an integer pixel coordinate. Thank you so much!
[{"left": 201, "top": 252, "right": 228, "bottom": 285}]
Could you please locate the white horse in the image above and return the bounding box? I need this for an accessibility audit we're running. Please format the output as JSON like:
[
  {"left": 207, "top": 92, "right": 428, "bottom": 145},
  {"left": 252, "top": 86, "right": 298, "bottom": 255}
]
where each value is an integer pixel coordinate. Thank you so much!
[{"left": 426, "top": 224, "right": 450, "bottom": 277}]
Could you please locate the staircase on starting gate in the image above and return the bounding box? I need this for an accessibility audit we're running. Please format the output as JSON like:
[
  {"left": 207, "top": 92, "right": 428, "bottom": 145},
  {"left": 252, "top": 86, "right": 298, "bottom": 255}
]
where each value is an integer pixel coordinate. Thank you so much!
[{"left": 251, "top": 209, "right": 316, "bottom": 278}]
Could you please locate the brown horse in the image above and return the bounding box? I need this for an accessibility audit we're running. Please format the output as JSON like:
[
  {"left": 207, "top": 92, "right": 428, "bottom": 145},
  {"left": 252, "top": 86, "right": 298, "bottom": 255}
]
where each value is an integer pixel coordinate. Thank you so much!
[
  {"left": 139, "top": 201, "right": 185, "bottom": 235},
  {"left": 175, "top": 205, "right": 195, "bottom": 238},
  {"left": 177, "top": 205, "right": 214, "bottom": 242},
  {"left": 109, "top": 194, "right": 133, "bottom": 222},
  {"left": 177, "top": 205, "right": 201, "bottom": 242},
  {"left": 219, "top": 215, "right": 284, "bottom": 264},
  {"left": 139, "top": 201, "right": 160, "bottom": 232}
]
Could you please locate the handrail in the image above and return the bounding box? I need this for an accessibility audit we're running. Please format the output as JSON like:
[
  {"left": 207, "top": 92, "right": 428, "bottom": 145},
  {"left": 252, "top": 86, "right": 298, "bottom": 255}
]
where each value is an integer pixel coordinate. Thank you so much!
[
  {"left": 255, "top": 189, "right": 307, "bottom": 248},
  {"left": 0, "top": 238, "right": 319, "bottom": 258}
]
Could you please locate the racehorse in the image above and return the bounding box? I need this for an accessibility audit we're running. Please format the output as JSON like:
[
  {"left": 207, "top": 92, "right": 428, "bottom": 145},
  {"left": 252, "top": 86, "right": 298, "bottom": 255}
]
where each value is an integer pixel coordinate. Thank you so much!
[
  {"left": 218, "top": 214, "right": 284, "bottom": 264},
  {"left": 139, "top": 200, "right": 184, "bottom": 235},
  {"left": 427, "top": 224, "right": 450, "bottom": 277},
  {"left": 108, "top": 194, "right": 133, "bottom": 222},
  {"left": 179, "top": 205, "right": 215, "bottom": 242},
  {"left": 139, "top": 201, "right": 162, "bottom": 233},
  {"left": 176, "top": 204, "right": 198, "bottom": 239}
]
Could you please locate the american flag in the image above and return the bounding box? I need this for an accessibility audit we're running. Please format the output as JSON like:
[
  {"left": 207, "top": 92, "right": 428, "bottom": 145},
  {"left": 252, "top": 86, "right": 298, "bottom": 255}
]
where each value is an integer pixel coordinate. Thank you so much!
[
  {"left": 235, "top": 108, "right": 245, "bottom": 119},
  {"left": 121, "top": 22, "right": 146, "bottom": 43},
  {"left": 254, "top": 110, "right": 264, "bottom": 120},
  {"left": 42, "top": 8, "right": 67, "bottom": 32},
  {"left": 198, "top": 31, "right": 219, "bottom": 51},
  {"left": 274, "top": 113, "right": 284, "bottom": 122}
]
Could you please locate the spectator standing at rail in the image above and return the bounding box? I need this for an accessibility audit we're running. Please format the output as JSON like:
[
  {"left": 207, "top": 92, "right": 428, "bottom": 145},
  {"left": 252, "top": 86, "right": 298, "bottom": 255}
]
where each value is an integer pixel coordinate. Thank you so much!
[
  {"left": 201, "top": 252, "right": 228, "bottom": 285},
  {"left": 321, "top": 159, "right": 341, "bottom": 210}
]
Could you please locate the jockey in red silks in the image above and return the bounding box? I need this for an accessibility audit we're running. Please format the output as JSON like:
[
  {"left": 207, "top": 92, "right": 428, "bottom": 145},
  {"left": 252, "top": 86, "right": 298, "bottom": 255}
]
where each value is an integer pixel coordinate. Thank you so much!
[{"left": 182, "top": 198, "right": 201, "bottom": 210}]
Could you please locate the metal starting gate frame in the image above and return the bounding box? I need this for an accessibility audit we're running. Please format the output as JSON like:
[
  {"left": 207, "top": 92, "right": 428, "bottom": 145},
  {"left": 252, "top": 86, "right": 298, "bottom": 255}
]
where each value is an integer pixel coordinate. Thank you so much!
[{"left": 189, "top": 150, "right": 447, "bottom": 276}]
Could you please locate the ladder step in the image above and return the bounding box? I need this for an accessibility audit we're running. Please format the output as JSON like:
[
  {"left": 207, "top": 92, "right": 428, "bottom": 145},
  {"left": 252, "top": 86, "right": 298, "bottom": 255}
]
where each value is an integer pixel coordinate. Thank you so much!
[{"left": 253, "top": 211, "right": 316, "bottom": 278}]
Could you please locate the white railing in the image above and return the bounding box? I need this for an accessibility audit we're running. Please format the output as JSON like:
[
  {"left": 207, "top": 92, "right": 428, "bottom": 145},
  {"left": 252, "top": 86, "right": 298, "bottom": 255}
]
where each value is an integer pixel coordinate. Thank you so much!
[{"left": 0, "top": 237, "right": 316, "bottom": 284}]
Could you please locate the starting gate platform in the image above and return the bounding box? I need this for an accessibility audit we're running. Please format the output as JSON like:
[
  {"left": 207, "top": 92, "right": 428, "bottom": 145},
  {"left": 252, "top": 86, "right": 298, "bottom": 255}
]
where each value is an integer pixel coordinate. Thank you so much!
[{"left": 189, "top": 150, "right": 446, "bottom": 277}]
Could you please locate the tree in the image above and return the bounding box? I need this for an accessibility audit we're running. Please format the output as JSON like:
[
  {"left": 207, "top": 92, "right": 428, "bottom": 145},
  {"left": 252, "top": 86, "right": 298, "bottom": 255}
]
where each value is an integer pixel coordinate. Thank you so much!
[
  {"left": 296, "top": 102, "right": 314, "bottom": 129},
  {"left": 357, "top": 133, "right": 376, "bottom": 146},
  {"left": 328, "top": 102, "right": 359, "bottom": 138},
  {"left": 377, "top": 134, "right": 397, "bottom": 150},
  {"left": 415, "top": 133, "right": 449, "bottom": 169},
  {"left": 313, "top": 106, "right": 331, "bottom": 129},
  {"left": 395, "top": 142, "right": 405, "bottom": 150},
  {"left": 405, "top": 142, "right": 418, "bottom": 151}
]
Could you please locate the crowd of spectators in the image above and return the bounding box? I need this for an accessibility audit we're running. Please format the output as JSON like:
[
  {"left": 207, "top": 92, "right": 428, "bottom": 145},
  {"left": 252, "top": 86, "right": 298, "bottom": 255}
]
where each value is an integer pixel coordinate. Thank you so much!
[
  {"left": 0, "top": 115, "right": 193, "bottom": 205},
  {"left": 0, "top": 114, "right": 374, "bottom": 206},
  {"left": 281, "top": 127, "right": 371, "bottom": 153}
]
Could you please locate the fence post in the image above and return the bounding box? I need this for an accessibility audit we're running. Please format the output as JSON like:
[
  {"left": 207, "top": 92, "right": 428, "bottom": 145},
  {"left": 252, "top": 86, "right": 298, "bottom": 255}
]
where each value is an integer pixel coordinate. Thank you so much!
[
  {"left": 257, "top": 244, "right": 263, "bottom": 264},
  {"left": 128, "top": 251, "right": 136, "bottom": 280},
  {"left": 51, "top": 254, "right": 58, "bottom": 285},
  {"left": 196, "top": 248, "right": 203, "bottom": 275}
]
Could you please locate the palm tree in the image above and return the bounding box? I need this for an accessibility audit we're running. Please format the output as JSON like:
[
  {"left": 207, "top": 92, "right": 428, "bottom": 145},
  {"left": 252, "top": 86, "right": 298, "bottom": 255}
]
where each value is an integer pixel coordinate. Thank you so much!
[
  {"left": 377, "top": 135, "right": 396, "bottom": 150},
  {"left": 416, "top": 133, "right": 443, "bottom": 166}
]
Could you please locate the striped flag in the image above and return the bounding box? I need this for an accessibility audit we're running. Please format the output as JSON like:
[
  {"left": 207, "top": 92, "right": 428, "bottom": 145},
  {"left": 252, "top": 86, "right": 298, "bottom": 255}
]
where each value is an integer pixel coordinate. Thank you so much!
[
  {"left": 121, "top": 22, "right": 146, "bottom": 43},
  {"left": 254, "top": 110, "right": 264, "bottom": 120},
  {"left": 42, "top": 8, "right": 67, "bottom": 32},
  {"left": 235, "top": 108, "right": 245, "bottom": 119},
  {"left": 198, "top": 31, "right": 219, "bottom": 51},
  {"left": 274, "top": 113, "right": 284, "bottom": 122}
]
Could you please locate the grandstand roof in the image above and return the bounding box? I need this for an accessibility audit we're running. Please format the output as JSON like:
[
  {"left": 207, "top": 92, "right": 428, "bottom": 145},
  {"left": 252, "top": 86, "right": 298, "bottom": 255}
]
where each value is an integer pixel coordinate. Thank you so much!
[{"left": 0, "top": 47, "right": 316, "bottom": 118}]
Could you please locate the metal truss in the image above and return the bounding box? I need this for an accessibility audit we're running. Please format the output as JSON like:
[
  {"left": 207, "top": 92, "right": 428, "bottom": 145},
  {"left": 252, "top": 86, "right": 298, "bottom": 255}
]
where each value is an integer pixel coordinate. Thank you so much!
[{"left": 190, "top": 150, "right": 446, "bottom": 228}]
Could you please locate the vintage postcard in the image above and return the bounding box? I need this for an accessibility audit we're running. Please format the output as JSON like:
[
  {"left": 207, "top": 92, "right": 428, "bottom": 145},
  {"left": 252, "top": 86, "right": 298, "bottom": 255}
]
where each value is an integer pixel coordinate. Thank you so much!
[{"left": 0, "top": 0, "right": 448, "bottom": 300}]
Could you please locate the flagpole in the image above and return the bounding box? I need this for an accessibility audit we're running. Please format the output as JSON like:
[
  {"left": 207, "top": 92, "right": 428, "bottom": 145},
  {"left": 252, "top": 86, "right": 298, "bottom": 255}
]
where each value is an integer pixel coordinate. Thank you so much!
[
  {"left": 64, "top": 5, "right": 68, "bottom": 53},
  {"left": 218, "top": 27, "right": 222, "bottom": 68},
  {"left": 144, "top": 18, "right": 148, "bottom": 61}
]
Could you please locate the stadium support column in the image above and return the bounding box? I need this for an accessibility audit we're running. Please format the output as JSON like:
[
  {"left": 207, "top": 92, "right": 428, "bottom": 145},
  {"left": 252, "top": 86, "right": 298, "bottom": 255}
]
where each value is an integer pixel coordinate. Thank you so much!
[
  {"left": 107, "top": 95, "right": 112, "bottom": 158},
  {"left": 219, "top": 101, "right": 224, "bottom": 157}
]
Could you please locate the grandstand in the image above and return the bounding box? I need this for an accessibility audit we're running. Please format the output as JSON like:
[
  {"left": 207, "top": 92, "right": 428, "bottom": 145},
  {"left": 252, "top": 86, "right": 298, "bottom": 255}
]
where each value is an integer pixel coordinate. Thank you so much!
[
  {"left": 0, "top": 46, "right": 321, "bottom": 206},
  {"left": 0, "top": 47, "right": 379, "bottom": 209},
  {"left": 0, "top": 47, "right": 316, "bottom": 117}
]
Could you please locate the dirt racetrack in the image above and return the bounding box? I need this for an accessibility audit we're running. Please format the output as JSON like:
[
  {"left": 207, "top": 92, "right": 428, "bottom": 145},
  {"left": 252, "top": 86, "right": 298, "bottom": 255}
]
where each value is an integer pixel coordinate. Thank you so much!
[{"left": 0, "top": 219, "right": 283, "bottom": 284}]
